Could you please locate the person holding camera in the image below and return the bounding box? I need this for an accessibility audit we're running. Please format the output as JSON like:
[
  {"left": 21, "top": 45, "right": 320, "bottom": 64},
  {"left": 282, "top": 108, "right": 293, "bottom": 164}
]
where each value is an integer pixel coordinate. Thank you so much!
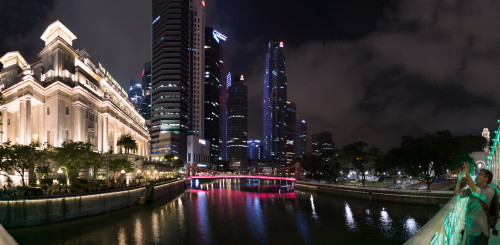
[{"left": 454, "top": 162, "right": 495, "bottom": 245}]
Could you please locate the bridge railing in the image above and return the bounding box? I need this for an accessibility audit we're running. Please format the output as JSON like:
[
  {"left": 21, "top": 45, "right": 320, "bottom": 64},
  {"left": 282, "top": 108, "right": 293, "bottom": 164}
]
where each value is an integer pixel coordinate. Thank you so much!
[{"left": 404, "top": 196, "right": 467, "bottom": 245}]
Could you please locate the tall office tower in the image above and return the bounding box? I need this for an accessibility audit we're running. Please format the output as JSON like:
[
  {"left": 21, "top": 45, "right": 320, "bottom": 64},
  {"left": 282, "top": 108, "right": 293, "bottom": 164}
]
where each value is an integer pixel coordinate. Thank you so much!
[
  {"left": 219, "top": 72, "right": 230, "bottom": 160},
  {"left": 247, "top": 140, "right": 262, "bottom": 160},
  {"left": 285, "top": 101, "right": 296, "bottom": 164},
  {"left": 141, "top": 62, "right": 152, "bottom": 132},
  {"left": 296, "top": 118, "right": 307, "bottom": 158},
  {"left": 311, "top": 131, "right": 334, "bottom": 153},
  {"left": 151, "top": 0, "right": 190, "bottom": 161},
  {"left": 187, "top": 0, "right": 205, "bottom": 138},
  {"left": 263, "top": 41, "right": 288, "bottom": 166},
  {"left": 129, "top": 79, "right": 143, "bottom": 112},
  {"left": 227, "top": 74, "right": 248, "bottom": 171},
  {"left": 204, "top": 27, "right": 226, "bottom": 163}
]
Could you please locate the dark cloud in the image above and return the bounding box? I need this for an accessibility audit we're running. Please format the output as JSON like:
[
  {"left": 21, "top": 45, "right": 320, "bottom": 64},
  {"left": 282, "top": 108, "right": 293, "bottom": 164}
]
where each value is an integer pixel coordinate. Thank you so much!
[
  {"left": 0, "top": 0, "right": 55, "bottom": 64},
  {"left": 2, "top": 0, "right": 500, "bottom": 151},
  {"left": 273, "top": 0, "right": 500, "bottom": 149}
]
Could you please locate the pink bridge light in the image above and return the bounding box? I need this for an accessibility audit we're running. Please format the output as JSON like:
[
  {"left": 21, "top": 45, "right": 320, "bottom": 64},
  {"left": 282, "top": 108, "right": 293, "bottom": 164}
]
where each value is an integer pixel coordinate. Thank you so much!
[{"left": 187, "top": 175, "right": 296, "bottom": 181}]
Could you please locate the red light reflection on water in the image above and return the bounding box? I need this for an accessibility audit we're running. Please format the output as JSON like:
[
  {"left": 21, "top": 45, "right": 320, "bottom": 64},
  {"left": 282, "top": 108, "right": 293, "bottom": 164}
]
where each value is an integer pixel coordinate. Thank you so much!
[{"left": 190, "top": 188, "right": 295, "bottom": 199}]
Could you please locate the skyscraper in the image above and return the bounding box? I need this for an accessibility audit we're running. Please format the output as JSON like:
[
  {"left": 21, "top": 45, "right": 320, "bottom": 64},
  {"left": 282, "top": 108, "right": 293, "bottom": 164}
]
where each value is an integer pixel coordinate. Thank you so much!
[
  {"left": 227, "top": 74, "right": 248, "bottom": 171},
  {"left": 141, "top": 62, "right": 152, "bottom": 132},
  {"left": 247, "top": 140, "right": 262, "bottom": 160},
  {"left": 204, "top": 27, "right": 226, "bottom": 163},
  {"left": 188, "top": 0, "right": 205, "bottom": 138},
  {"left": 312, "top": 131, "right": 334, "bottom": 153},
  {"left": 129, "top": 79, "right": 142, "bottom": 112},
  {"left": 220, "top": 72, "right": 230, "bottom": 160},
  {"left": 151, "top": 0, "right": 190, "bottom": 161},
  {"left": 285, "top": 101, "right": 296, "bottom": 164},
  {"left": 296, "top": 118, "right": 307, "bottom": 158},
  {"left": 263, "top": 41, "right": 287, "bottom": 166}
]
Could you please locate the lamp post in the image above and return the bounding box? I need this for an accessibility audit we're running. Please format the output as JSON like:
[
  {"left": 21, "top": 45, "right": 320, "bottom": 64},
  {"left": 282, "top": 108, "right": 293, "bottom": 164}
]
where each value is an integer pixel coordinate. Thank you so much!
[
  {"left": 137, "top": 169, "right": 141, "bottom": 185},
  {"left": 57, "top": 169, "right": 63, "bottom": 192},
  {"left": 120, "top": 169, "right": 125, "bottom": 188}
]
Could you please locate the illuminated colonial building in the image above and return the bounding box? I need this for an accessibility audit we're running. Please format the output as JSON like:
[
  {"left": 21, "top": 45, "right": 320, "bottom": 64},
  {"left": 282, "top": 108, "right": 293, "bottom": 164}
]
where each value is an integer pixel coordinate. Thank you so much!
[{"left": 0, "top": 21, "right": 150, "bottom": 156}]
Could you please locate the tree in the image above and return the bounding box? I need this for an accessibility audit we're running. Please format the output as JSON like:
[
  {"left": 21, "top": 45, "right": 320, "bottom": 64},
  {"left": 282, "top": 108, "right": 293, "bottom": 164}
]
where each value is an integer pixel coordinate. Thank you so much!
[
  {"left": 87, "top": 151, "right": 103, "bottom": 181},
  {"left": 385, "top": 131, "right": 485, "bottom": 190},
  {"left": 340, "top": 141, "right": 372, "bottom": 186},
  {"left": 35, "top": 165, "right": 51, "bottom": 179},
  {"left": 164, "top": 153, "right": 175, "bottom": 162},
  {"left": 173, "top": 158, "right": 184, "bottom": 169},
  {"left": 116, "top": 134, "right": 138, "bottom": 154},
  {"left": 108, "top": 158, "right": 134, "bottom": 183},
  {"left": 4, "top": 142, "right": 49, "bottom": 187},
  {"left": 52, "top": 141, "right": 94, "bottom": 188}
]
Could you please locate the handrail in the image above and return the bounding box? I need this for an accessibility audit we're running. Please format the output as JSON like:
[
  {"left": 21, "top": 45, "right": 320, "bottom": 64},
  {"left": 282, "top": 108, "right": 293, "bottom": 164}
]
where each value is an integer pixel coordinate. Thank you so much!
[
  {"left": 0, "top": 223, "right": 18, "bottom": 245},
  {"left": 405, "top": 196, "right": 467, "bottom": 244}
]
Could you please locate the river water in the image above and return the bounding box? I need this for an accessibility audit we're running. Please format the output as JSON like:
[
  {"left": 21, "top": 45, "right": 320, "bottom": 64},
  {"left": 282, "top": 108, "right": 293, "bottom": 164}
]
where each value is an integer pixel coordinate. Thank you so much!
[{"left": 8, "top": 179, "right": 439, "bottom": 244}]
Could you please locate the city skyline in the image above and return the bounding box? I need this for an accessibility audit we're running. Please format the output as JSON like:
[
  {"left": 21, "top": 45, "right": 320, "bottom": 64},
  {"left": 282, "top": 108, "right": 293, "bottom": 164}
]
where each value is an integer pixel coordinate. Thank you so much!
[{"left": 1, "top": 0, "right": 500, "bottom": 150}]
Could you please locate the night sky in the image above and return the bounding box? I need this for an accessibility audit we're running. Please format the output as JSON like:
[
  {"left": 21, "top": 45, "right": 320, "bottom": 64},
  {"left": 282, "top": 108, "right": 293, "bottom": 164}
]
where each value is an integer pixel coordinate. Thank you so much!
[{"left": 1, "top": 0, "right": 500, "bottom": 150}]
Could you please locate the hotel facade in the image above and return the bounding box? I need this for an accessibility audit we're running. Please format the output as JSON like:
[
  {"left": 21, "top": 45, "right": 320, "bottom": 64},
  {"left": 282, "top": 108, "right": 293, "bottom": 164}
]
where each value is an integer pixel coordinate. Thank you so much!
[{"left": 0, "top": 21, "right": 150, "bottom": 155}]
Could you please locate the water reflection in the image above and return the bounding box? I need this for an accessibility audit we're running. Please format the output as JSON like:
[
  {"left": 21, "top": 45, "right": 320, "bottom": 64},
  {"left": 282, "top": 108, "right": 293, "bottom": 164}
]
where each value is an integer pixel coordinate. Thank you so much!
[
  {"left": 118, "top": 226, "right": 126, "bottom": 245},
  {"left": 310, "top": 195, "right": 319, "bottom": 221},
  {"left": 404, "top": 217, "right": 420, "bottom": 237},
  {"left": 344, "top": 202, "right": 357, "bottom": 231},
  {"left": 8, "top": 180, "right": 438, "bottom": 245},
  {"left": 380, "top": 208, "right": 394, "bottom": 238},
  {"left": 134, "top": 218, "right": 144, "bottom": 245}
]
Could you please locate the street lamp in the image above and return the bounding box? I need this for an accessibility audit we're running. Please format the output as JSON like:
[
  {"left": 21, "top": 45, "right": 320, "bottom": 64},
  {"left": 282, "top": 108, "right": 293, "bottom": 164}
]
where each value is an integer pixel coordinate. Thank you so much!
[
  {"left": 137, "top": 169, "right": 141, "bottom": 185},
  {"left": 121, "top": 170, "right": 125, "bottom": 187},
  {"left": 57, "top": 169, "right": 63, "bottom": 192}
]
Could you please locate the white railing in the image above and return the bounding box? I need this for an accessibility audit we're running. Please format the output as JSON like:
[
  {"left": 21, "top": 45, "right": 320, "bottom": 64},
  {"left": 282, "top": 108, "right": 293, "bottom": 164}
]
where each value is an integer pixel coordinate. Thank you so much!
[
  {"left": 0, "top": 223, "right": 18, "bottom": 245},
  {"left": 405, "top": 197, "right": 467, "bottom": 245}
]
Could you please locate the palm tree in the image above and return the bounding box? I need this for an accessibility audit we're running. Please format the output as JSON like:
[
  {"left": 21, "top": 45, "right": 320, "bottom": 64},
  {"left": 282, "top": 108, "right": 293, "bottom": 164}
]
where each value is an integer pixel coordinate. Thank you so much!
[{"left": 116, "top": 134, "right": 138, "bottom": 154}]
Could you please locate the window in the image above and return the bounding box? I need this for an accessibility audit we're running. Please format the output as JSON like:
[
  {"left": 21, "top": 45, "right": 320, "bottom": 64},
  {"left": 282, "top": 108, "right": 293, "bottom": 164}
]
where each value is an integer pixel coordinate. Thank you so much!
[
  {"left": 7, "top": 119, "right": 10, "bottom": 125},
  {"left": 65, "top": 129, "right": 69, "bottom": 141},
  {"left": 65, "top": 106, "right": 69, "bottom": 115},
  {"left": 47, "top": 107, "right": 50, "bottom": 115},
  {"left": 90, "top": 113, "right": 94, "bottom": 122},
  {"left": 47, "top": 130, "right": 51, "bottom": 145}
]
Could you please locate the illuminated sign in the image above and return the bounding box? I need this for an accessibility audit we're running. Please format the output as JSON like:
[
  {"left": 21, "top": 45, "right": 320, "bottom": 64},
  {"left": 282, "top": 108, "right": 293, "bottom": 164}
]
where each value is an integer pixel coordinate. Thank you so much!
[
  {"left": 142, "top": 68, "right": 145, "bottom": 77},
  {"left": 279, "top": 41, "right": 284, "bottom": 47},
  {"left": 202, "top": 1, "right": 205, "bottom": 7},
  {"left": 199, "top": 139, "right": 206, "bottom": 145},
  {"left": 98, "top": 63, "right": 128, "bottom": 98},
  {"left": 152, "top": 16, "right": 160, "bottom": 25},
  {"left": 212, "top": 30, "right": 227, "bottom": 44}
]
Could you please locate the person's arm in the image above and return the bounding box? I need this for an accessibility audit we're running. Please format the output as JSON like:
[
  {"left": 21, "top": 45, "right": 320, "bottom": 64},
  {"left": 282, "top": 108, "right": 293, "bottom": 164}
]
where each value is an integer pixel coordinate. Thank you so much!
[
  {"left": 464, "top": 162, "right": 478, "bottom": 193},
  {"left": 454, "top": 172, "right": 462, "bottom": 198}
]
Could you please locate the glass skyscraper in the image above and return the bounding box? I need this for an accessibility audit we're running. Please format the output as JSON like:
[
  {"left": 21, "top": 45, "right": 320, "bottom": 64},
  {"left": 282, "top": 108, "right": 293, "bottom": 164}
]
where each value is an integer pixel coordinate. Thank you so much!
[
  {"left": 227, "top": 74, "right": 248, "bottom": 171},
  {"left": 204, "top": 27, "right": 226, "bottom": 163},
  {"left": 263, "top": 41, "right": 287, "bottom": 166}
]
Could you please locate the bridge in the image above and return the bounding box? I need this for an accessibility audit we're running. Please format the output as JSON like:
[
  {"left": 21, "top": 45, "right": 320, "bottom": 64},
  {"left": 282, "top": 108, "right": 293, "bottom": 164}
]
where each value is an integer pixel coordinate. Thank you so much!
[
  {"left": 406, "top": 122, "right": 500, "bottom": 244},
  {"left": 185, "top": 162, "right": 300, "bottom": 182}
]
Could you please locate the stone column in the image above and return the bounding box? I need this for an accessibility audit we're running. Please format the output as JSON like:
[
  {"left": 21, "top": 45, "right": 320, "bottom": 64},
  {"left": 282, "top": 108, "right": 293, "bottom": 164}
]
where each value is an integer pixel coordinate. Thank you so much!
[
  {"left": 113, "top": 120, "right": 117, "bottom": 154},
  {"left": 2, "top": 107, "right": 7, "bottom": 143},
  {"left": 103, "top": 116, "right": 108, "bottom": 153},
  {"left": 97, "top": 115, "right": 103, "bottom": 152},
  {"left": 19, "top": 100, "right": 26, "bottom": 145},
  {"left": 25, "top": 98, "right": 31, "bottom": 145}
]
